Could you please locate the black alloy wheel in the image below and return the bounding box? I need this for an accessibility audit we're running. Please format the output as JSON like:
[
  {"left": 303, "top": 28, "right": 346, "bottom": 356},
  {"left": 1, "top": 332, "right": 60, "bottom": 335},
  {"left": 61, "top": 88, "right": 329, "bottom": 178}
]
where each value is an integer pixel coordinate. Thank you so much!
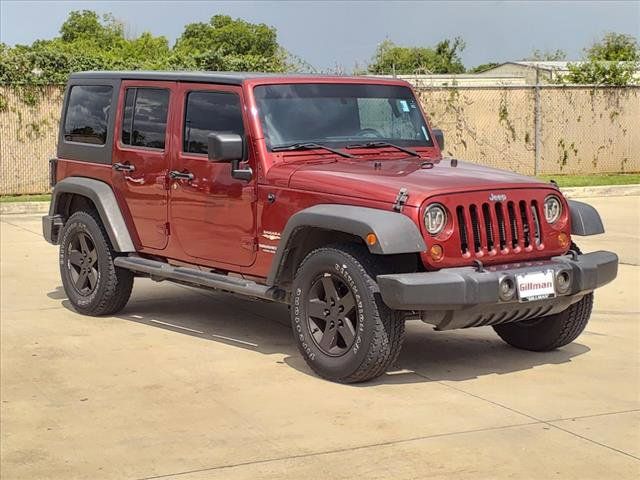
[
  {"left": 307, "top": 273, "right": 358, "bottom": 356},
  {"left": 66, "top": 231, "right": 99, "bottom": 295},
  {"left": 291, "top": 244, "right": 405, "bottom": 383},
  {"left": 59, "top": 210, "right": 133, "bottom": 316}
]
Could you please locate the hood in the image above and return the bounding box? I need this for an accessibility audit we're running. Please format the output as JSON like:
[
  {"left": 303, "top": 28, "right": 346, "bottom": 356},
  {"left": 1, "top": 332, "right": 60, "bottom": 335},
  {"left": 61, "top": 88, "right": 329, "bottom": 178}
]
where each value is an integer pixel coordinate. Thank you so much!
[{"left": 274, "top": 157, "right": 551, "bottom": 207}]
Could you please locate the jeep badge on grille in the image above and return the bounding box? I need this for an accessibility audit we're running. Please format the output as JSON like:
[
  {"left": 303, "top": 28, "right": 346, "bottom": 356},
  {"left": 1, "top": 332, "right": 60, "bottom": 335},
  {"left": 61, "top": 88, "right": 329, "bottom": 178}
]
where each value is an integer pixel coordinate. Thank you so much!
[{"left": 489, "top": 193, "right": 507, "bottom": 202}]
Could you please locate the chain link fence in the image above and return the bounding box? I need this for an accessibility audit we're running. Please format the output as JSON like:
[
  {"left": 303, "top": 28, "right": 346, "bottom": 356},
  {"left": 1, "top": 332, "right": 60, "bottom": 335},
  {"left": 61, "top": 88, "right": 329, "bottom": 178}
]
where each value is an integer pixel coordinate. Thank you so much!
[
  {"left": 1, "top": 86, "right": 64, "bottom": 195},
  {"left": 415, "top": 84, "right": 640, "bottom": 176},
  {"left": 0, "top": 84, "right": 638, "bottom": 195}
]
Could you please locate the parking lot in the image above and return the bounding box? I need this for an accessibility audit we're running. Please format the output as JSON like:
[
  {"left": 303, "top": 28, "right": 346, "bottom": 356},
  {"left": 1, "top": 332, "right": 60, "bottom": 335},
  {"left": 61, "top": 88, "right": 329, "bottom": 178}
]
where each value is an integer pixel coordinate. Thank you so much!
[{"left": 1, "top": 195, "right": 639, "bottom": 479}]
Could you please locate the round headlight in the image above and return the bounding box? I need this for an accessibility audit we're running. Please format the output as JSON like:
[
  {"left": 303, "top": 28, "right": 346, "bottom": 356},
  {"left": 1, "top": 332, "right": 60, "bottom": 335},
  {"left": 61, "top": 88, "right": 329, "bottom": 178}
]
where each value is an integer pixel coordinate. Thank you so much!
[
  {"left": 424, "top": 203, "right": 447, "bottom": 235},
  {"left": 544, "top": 195, "right": 562, "bottom": 224}
]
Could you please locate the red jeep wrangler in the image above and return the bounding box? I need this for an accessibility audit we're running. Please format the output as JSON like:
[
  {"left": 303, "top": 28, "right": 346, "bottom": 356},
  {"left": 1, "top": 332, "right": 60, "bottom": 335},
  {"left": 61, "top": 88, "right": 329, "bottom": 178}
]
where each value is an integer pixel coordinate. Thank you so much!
[{"left": 43, "top": 72, "right": 618, "bottom": 383}]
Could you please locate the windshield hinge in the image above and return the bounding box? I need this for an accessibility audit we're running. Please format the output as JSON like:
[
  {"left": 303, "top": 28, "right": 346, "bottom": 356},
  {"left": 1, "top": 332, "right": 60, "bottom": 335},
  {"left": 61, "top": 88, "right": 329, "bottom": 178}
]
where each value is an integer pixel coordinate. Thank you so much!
[{"left": 393, "top": 187, "right": 409, "bottom": 212}]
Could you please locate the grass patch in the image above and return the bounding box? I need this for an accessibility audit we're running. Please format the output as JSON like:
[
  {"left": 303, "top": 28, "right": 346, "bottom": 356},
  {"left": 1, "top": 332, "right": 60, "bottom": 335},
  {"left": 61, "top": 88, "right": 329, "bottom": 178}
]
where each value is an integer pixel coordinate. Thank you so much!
[
  {"left": 0, "top": 194, "right": 51, "bottom": 203},
  {"left": 537, "top": 173, "right": 640, "bottom": 187}
]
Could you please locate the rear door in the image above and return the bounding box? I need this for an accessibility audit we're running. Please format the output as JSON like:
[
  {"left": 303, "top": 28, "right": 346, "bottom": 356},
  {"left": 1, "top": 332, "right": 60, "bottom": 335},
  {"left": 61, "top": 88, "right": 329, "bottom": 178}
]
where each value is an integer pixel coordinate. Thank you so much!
[
  {"left": 112, "top": 81, "right": 174, "bottom": 250},
  {"left": 169, "top": 83, "right": 257, "bottom": 266}
]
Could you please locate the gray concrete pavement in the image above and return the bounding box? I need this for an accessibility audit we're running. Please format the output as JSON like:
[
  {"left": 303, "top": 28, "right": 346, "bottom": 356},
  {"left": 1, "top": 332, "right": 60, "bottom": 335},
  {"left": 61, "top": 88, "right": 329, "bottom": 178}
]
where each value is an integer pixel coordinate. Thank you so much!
[{"left": 1, "top": 196, "right": 639, "bottom": 479}]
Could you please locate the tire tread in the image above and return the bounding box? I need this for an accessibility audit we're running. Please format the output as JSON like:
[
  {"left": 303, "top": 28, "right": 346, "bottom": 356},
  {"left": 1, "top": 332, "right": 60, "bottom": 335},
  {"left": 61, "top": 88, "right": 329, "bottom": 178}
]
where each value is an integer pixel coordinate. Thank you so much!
[
  {"left": 294, "top": 244, "right": 405, "bottom": 383},
  {"left": 60, "top": 209, "right": 133, "bottom": 316}
]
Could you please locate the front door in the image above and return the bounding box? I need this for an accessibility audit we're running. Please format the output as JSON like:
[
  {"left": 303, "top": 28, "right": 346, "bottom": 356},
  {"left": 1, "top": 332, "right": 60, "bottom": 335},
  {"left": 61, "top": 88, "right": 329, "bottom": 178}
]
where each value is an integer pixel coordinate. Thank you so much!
[
  {"left": 112, "top": 81, "right": 174, "bottom": 250},
  {"left": 169, "top": 83, "right": 257, "bottom": 267}
]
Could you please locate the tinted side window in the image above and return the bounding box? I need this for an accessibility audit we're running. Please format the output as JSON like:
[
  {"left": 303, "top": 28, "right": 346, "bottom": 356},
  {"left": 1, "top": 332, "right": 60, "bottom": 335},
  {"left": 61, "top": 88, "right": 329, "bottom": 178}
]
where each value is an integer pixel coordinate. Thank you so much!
[
  {"left": 121, "top": 88, "right": 170, "bottom": 149},
  {"left": 184, "top": 91, "right": 244, "bottom": 155},
  {"left": 64, "top": 85, "right": 113, "bottom": 145}
]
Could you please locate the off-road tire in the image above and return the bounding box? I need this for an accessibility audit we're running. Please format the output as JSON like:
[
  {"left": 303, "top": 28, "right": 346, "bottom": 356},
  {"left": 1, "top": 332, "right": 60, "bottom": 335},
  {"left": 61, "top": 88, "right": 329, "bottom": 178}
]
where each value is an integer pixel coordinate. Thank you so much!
[
  {"left": 59, "top": 210, "right": 133, "bottom": 316},
  {"left": 493, "top": 241, "right": 592, "bottom": 351},
  {"left": 493, "top": 292, "right": 593, "bottom": 351},
  {"left": 291, "top": 244, "right": 405, "bottom": 383}
]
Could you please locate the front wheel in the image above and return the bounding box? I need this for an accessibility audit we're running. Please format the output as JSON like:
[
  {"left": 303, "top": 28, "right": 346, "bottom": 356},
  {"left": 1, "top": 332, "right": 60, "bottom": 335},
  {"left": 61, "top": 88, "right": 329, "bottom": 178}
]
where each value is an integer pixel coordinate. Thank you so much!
[
  {"left": 291, "top": 244, "right": 405, "bottom": 383},
  {"left": 493, "top": 293, "right": 593, "bottom": 351}
]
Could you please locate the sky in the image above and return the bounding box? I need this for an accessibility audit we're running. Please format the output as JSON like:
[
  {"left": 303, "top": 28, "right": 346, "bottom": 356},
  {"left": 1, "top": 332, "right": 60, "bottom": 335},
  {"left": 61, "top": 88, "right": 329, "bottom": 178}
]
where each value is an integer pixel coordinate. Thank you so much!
[{"left": 1, "top": 0, "right": 639, "bottom": 71}]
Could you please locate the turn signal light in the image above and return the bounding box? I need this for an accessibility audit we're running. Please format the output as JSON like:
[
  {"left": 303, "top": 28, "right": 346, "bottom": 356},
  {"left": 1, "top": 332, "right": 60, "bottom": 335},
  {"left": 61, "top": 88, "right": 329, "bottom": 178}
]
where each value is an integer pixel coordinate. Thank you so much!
[
  {"left": 366, "top": 233, "right": 377, "bottom": 246},
  {"left": 429, "top": 244, "right": 444, "bottom": 261},
  {"left": 558, "top": 232, "right": 569, "bottom": 248}
]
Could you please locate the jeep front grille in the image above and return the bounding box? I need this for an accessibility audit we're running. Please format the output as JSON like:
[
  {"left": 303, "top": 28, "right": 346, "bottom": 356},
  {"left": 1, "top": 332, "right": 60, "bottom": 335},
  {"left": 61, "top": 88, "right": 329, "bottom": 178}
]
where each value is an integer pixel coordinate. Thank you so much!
[{"left": 456, "top": 200, "right": 542, "bottom": 255}]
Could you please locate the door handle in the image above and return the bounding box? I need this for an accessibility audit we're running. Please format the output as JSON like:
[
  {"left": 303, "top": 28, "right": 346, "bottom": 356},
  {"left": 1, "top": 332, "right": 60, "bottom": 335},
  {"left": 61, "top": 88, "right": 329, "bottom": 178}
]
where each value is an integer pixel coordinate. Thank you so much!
[
  {"left": 169, "top": 170, "right": 194, "bottom": 181},
  {"left": 113, "top": 162, "right": 135, "bottom": 172}
]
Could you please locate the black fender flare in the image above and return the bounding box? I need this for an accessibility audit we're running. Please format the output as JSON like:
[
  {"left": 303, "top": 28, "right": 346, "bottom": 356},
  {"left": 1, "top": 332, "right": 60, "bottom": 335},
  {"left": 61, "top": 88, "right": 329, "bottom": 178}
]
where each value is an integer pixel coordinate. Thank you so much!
[
  {"left": 49, "top": 177, "right": 135, "bottom": 252},
  {"left": 568, "top": 200, "right": 605, "bottom": 236},
  {"left": 267, "top": 204, "right": 426, "bottom": 286}
]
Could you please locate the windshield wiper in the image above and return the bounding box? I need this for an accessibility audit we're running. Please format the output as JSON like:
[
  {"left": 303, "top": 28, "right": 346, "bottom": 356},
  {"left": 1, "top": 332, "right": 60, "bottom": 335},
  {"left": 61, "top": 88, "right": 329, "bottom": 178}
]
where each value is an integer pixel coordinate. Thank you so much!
[
  {"left": 346, "top": 141, "right": 420, "bottom": 158},
  {"left": 271, "top": 142, "right": 354, "bottom": 158}
]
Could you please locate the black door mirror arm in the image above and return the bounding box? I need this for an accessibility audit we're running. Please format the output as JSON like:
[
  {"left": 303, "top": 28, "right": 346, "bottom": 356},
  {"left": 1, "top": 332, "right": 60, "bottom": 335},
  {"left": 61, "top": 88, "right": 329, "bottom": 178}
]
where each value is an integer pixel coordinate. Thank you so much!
[{"left": 231, "top": 159, "right": 253, "bottom": 181}]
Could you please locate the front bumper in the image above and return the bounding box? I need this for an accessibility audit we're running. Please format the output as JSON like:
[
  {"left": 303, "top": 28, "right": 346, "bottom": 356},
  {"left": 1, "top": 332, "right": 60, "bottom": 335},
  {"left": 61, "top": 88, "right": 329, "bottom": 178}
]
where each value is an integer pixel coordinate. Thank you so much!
[{"left": 377, "top": 251, "right": 618, "bottom": 330}]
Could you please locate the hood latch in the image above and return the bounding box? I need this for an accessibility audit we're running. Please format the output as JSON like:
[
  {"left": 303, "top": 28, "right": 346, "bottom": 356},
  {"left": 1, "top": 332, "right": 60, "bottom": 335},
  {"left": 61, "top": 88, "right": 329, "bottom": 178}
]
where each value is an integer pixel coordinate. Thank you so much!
[{"left": 393, "top": 187, "right": 409, "bottom": 212}]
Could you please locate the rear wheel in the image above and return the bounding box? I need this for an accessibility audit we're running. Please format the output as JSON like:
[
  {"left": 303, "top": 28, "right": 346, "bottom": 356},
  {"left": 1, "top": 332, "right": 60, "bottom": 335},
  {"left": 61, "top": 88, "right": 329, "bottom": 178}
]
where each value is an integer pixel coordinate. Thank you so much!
[
  {"left": 493, "top": 241, "right": 593, "bottom": 351},
  {"left": 59, "top": 210, "right": 133, "bottom": 316},
  {"left": 291, "top": 244, "right": 405, "bottom": 383},
  {"left": 493, "top": 293, "right": 593, "bottom": 351}
]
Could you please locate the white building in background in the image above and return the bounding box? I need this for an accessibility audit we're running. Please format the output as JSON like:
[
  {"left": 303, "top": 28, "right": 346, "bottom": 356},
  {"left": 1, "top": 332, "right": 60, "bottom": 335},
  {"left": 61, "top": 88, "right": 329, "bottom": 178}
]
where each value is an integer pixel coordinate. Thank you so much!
[
  {"left": 379, "top": 74, "right": 528, "bottom": 87},
  {"left": 476, "top": 61, "right": 640, "bottom": 84},
  {"left": 475, "top": 61, "right": 575, "bottom": 84},
  {"left": 376, "top": 62, "right": 640, "bottom": 87}
]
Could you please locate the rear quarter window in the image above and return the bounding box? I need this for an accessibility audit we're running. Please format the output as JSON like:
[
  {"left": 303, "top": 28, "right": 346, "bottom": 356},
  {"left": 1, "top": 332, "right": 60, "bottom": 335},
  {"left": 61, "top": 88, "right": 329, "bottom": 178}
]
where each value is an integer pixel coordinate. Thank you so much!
[{"left": 63, "top": 85, "right": 113, "bottom": 145}]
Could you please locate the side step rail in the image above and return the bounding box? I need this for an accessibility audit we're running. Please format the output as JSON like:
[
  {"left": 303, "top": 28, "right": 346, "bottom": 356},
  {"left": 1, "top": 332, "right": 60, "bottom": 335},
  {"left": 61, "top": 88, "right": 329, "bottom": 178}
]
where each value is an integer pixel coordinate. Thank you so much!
[{"left": 114, "top": 256, "right": 286, "bottom": 303}]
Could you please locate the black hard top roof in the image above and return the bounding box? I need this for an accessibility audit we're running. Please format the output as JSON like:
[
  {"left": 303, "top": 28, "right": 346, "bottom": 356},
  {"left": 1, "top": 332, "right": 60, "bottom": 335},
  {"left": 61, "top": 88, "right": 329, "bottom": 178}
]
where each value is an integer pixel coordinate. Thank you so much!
[{"left": 68, "top": 71, "right": 391, "bottom": 86}]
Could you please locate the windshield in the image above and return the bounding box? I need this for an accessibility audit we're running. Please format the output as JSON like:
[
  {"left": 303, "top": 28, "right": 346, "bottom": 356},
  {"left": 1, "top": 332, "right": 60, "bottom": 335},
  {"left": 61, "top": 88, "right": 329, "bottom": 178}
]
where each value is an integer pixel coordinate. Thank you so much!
[{"left": 253, "top": 83, "right": 433, "bottom": 150}]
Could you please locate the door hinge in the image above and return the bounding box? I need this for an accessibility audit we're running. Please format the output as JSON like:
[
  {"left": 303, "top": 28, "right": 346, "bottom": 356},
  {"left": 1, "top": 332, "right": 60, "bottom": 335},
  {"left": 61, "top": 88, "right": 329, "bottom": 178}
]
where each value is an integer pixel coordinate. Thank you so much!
[
  {"left": 240, "top": 237, "right": 258, "bottom": 252},
  {"left": 393, "top": 187, "right": 409, "bottom": 212},
  {"left": 164, "top": 222, "right": 171, "bottom": 236}
]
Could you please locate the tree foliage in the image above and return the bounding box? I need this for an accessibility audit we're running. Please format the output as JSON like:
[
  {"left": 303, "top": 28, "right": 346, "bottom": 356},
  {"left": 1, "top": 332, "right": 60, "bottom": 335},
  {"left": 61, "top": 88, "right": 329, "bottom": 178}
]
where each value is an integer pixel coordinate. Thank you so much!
[
  {"left": 171, "top": 15, "right": 287, "bottom": 72},
  {"left": 0, "top": 10, "right": 290, "bottom": 84},
  {"left": 525, "top": 48, "right": 567, "bottom": 61},
  {"left": 367, "top": 38, "right": 466, "bottom": 75},
  {"left": 562, "top": 32, "right": 639, "bottom": 85},
  {"left": 586, "top": 32, "right": 639, "bottom": 62},
  {"left": 468, "top": 62, "right": 499, "bottom": 73}
]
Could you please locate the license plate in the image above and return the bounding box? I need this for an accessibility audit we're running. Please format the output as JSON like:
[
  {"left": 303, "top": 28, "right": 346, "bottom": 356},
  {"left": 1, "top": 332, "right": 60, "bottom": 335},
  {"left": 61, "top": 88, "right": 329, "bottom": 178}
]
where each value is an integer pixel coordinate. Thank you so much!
[{"left": 516, "top": 270, "right": 556, "bottom": 302}]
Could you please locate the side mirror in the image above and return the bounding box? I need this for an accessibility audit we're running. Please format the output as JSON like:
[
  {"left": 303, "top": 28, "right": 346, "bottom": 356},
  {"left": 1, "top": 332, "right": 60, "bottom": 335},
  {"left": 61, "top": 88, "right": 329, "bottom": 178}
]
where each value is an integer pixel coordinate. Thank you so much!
[
  {"left": 432, "top": 128, "right": 445, "bottom": 151},
  {"left": 207, "top": 132, "right": 253, "bottom": 181},
  {"left": 207, "top": 132, "right": 243, "bottom": 162}
]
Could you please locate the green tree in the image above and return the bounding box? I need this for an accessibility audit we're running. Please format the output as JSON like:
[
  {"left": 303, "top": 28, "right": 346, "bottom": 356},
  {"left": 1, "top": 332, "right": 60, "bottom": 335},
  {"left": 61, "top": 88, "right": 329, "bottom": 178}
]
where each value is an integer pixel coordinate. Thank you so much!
[
  {"left": 59, "top": 10, "right": 124, "bottom": 45},
  {"left": 525, "top": 48, "right": 567, "bottom": 61},
  {"left": 468, "top": 62, "right": 499, "bottom": 73},
  {"left": 0, "top": 10, "right": 296, "bottom": 85},
  {"left": 562, "top": 32, "right": 639, "bottom": 85},
  {"left": 367, "top": 38, "right": 466, "bottom": 75},
  {"left": 586, "top": 32, "right": 639, "bottom": 62},
  {"left": 171, "top": 15, "right": 287, "bottom": 72}
]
